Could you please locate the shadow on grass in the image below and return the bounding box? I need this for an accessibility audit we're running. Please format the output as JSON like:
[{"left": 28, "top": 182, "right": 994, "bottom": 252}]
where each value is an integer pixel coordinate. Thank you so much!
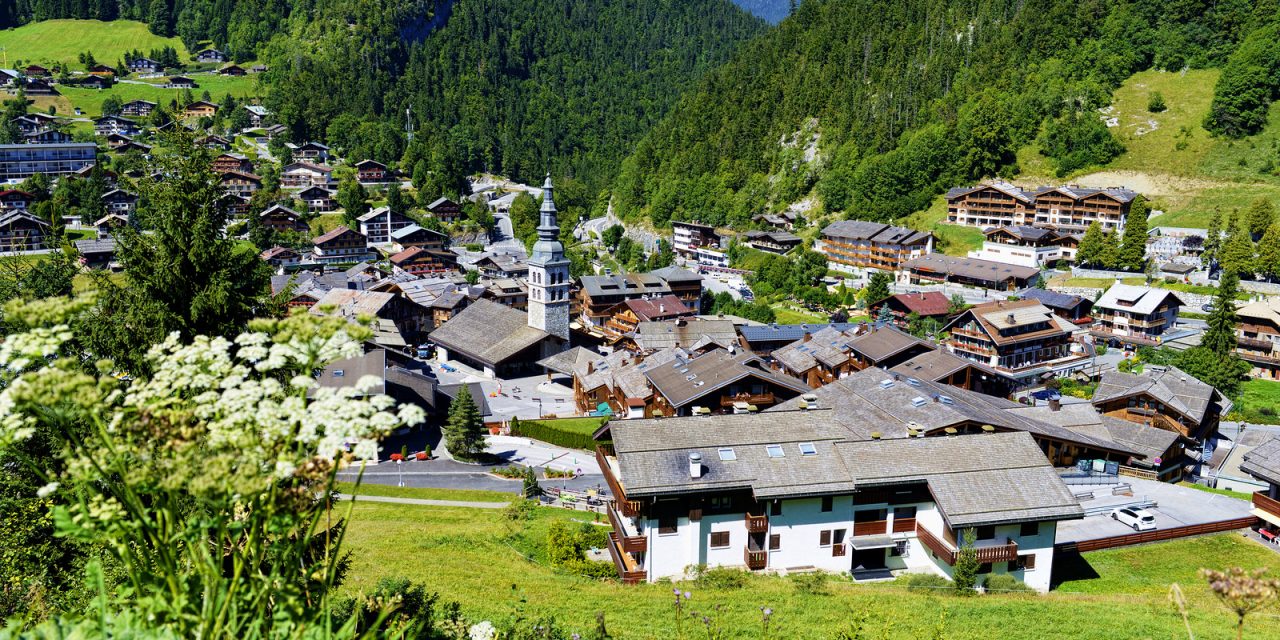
[{"left": 1050, "top": 550, "right": 1101, "bottom": 590}]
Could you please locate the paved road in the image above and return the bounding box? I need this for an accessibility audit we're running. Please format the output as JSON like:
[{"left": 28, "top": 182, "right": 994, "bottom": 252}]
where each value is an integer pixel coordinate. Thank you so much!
[{"left": 335, "top": 493, "right": 509, "bottom": 509}]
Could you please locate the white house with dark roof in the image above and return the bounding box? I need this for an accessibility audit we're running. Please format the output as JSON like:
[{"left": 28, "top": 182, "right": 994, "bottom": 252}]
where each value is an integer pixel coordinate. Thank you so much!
[
  {"left": 1241, "top": 436, "right": 1280, "bottom": 537},
  {"left": 595, "top": 412, "right": 1081, "bottom": 591},
  {"left": 1091, "top": 284, "right": 1184, "bottom": 347}
]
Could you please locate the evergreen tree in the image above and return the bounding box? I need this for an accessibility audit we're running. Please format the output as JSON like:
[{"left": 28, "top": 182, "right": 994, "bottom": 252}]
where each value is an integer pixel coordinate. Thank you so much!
[
  {"left": 1257, "top": 223, "right": 1280, "bottom": 282},
  {"left": 865, "top": 271, "right": 892, "bottom": 304},
  {"left": 952, "top": 528, "right": 979, "bottom": 596},
  {"left": 1203, "top": 209, "right": 1223, "bottom": 269},
  {"left": 1203, "top": 270, "right": 1241, "bottom": 356},
  {"left": 444, "top": 390, "right": 486, "bottom": 461},
  {"left": 1175, "top": 270, "right": 1251, "bottom": 395},
  {"left": 1118, "top": 199, "right": 1149, "bottom": 271},
  {"left": 1246, "top": 197, "right": 1275, "bottom": 239},
  {"left": 1099, "top": 230, "right": 1121, "bottom": 269},
  {"left": 385, "top": 186, "right": 405, "bottom": 215},
  {"left": 1076, "top": 222, "right": 1105, "bottom": 267},
  {"left": 337, "top": 176, "right": 369, "bottom": 227},
  {"left": 1219, "top": 212, "right": 1256, "bottom": 277}
]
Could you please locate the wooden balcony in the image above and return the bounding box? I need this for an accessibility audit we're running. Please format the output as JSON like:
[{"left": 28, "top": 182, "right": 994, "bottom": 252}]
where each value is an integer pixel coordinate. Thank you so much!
[
  {"left": 892, "top": 517, "right": 916, "bottom": 534},
  {"left": 606, "top": 531, "right": 646, "bottom": 585},
  {"left": 1238, "top": 336, "right": 1274, "bottom": 351},
  {"left": 1255, "top": 491, "right": 1280, "bottom": 519},
  {"left": 853, "top": 520, "right": 888, "bottom": 537},
  {"left": 744, "top": 548, "right": 768, "bottom": 570},
  {"left": 721, "top": 393, "right": 775, "bottom": 407},
  {"left": 915, "top": 523, "right": 1018, "bottom": 565},
  {"left": 745, "top": 513, "right": 769, "bottom": 533},
  {"left": 596, "top": 446, "right": 643, "bottom": 517},
  {"left": 607, "top": 503, "right": 647, "bottom": 553}
]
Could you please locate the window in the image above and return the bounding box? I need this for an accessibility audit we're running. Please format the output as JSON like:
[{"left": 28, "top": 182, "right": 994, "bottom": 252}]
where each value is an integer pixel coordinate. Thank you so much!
[
  {"left": 821, "top": 496, "right": 833, "bottom": 512},
  {"left": 709, "top": 496, "right": 732, "bottom": 512},
  {"left": 658, "top": 513, "right": 677, "bottom": 535},
  {"left": 709, "top": 532, "right": 730, "bottom": 548},
  {"left": 1019, "top": 522, "right": 1039, "bottom": 538},
  {"left": 832, "top": 529, "right": 846, "bottom": 545},
  {"left": 975, "top": 525, "right": 996, "bottom": 541},
  {"left": 890, "top": 540, "right": 909, "bottom": 557},
  {"left": 820, "top": 530, "right": 831, "bottom": 546},
  {"left": 770, "top": 500, "right": 782, "bottom": 516},
  {"left": 717, "top": 447, "right": 736, "bottom": 461},
  {"left": 1017, "top": 554, "right": 1037, "bottom": 571},
  {"left": 768, "top": 533, "right": 781, "bottom": 550},
  {"left": 798, "top": 442, "right": 817, "bottom": 456},
  {"left": 894, "top": 506, "right": 917, "bottom": 520},
  {"left": 765, "top": 444, "right": 785, "bottom": 458}
]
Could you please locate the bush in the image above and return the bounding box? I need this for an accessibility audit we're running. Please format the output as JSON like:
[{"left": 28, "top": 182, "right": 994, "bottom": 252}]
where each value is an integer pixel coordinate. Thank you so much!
[
  {"left": 982, "top": 574, "right": 1034, "bottom": 594},
  {"left": 491, "top": 466, "right": 523, "bottom": 478},
  {"left": 1094, "top": 344, "right": 1107, "bottom": 356},
  {"left": 903, "top": 573, "right": 951, "bottom": 592},
  {"left": 791, "top": 571, "right": 830, "bottom": 596},
  {"left": 692, "top": 565, "right": 750, "bottom": 590},
  {"left": 510, "top": 417, "right": 608, "bottom": 450},
  {"left": 1147, "top": 91, "right": 1167, "bottom": 113}
]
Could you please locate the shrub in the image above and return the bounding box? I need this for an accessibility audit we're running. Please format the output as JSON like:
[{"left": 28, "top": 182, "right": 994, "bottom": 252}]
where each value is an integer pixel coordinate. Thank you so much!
[
  {"left": 509, "top": 418, "right": 608, "bottom": 450},
  {"left": 491, "top": 466, "right": 523, "bottom": 478},
  {"left": 692, "top": 565, "right": 750, "bottom": 590},
  {"left": 1095, "top": 344, "right": 1107, "bottom": 356},
  {"left": 982, "top": 574, "right": 1034, "bottom": 594},
  {"left": 503, "top": 499, "right": 538, "bottom": 524},
  {"left": 903, "top": 573, "right": 951, "bottom": 592},
  {"left": 791, "top": 571, "right": 830, "bottom": 596},
  {"left": 1147, "top": 91, "right": 1167, "bottom": 113}
]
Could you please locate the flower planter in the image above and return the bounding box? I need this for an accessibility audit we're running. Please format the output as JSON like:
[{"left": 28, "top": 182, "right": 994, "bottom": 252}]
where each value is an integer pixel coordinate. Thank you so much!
[
  {"left": 415, "top": 452, "right": 428, "bottom": 461},
  {"left": 389, "top": 453, "right": 404, "bottom": 462}
]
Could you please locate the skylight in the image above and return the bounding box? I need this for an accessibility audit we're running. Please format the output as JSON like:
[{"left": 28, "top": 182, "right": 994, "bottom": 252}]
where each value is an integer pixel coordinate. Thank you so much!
[
  {"left": 718, "top": 447, "right": 736, "bottom": 461},
  {"left": 765, "top": 444, "right": 785, "bottom": 458},
  {"left": 798, "top": 442, "right": 817, "bottom": 456}
]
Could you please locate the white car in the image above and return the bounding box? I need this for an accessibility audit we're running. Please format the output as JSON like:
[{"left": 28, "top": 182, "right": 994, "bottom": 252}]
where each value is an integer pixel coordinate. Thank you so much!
[{"left": 1111, "top": 507, "right": 1157, "bottom": 531}]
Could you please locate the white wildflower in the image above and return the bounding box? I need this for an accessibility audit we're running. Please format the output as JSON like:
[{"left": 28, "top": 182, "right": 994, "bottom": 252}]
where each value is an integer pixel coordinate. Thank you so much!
[
  {"left": 352, "top": 439, "right": 378, "bottom": 461},
  {"left": 273, "top": 460, "right": 297, "bottom": 480},
  {"left": 469, "top": 621, "right": 496, "bottom": 640},
  {"left": 36, "top": 482, "right": 59, "bottom": 498}
]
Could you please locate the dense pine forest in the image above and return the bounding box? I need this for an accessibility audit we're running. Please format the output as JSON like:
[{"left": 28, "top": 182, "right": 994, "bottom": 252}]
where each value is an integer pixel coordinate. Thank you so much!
[{"left": 614, "top": 0, "right": 1280, "bottom": 228}]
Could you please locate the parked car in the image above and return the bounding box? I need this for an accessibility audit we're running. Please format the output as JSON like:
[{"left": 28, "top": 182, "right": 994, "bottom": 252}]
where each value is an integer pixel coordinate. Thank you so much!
[
  {"left": 1201, "top": 303, "right": 1214, "bottom": 312},
  {"left": 1111, "top": 507, "right": 1157, "bottom": 531}
]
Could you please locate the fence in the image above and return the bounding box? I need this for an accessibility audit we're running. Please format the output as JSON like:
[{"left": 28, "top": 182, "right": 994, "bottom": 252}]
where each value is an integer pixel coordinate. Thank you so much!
[
  {"left": 541, "top": 487, "right": 608, "bottom": 514},
  {"left": 1056, "top": 516, "right": 1257, "bottom": 553}
]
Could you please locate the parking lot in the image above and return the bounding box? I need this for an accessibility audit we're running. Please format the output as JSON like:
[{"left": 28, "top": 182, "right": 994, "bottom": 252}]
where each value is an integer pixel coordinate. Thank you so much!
[{"left": 1056, "top": 478, "right": 1253, "bottom": 544}]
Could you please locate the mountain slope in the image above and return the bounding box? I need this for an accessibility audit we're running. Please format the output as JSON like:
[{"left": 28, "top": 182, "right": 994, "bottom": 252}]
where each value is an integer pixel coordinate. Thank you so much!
[
  {"left": 732, "top": 0, "right": 792, "bottom": 23},
  {"left": 614, "top": 0, "right": 1278, "bottom": 229},
  {"left": 258, "top": 0, "right": 766, "bottom": 195}
]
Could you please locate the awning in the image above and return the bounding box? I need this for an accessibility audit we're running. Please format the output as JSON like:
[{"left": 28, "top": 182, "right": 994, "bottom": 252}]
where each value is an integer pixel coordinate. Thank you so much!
[
  {"left": 1252, "top": 508, "right": 1280, "bottom": 528},
  {"left": 850, "top": 536, "right": 897, "bottom": 550},
  {"left": 596, "top": 402, "right": 614, "bottom": 416}
]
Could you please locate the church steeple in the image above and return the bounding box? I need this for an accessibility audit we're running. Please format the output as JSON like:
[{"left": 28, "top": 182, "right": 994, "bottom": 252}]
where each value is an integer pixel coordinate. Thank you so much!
[
  {"left": 538, "top": 173, "right": 559, "bottom": 239},
  {"left": 526, "top": 173, "right": 570, "bottom": 343}
]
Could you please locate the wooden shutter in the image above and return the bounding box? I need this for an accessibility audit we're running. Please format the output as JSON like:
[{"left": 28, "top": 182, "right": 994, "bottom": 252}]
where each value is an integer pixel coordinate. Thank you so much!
[
  {"left": 820, "top": 530, "right": 831, "bottom": 546},
  {"left": 769, "top": 533, "right": 781, "bottom": 550}
]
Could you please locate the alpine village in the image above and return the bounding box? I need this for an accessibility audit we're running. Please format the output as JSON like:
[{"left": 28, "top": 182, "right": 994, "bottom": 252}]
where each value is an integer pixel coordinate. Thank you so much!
[{"left": 7, "top": 1, "right": 1280, "bottom": 639}]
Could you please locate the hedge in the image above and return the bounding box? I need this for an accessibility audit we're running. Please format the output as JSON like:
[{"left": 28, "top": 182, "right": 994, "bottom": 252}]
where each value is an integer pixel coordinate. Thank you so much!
[{"left": 510, "top": 417, "right": 608, "bottom": 450}]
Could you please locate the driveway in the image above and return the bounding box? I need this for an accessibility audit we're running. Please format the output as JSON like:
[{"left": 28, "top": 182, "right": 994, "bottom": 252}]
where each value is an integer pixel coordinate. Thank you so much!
[
  {"left": 1056, "top": 478, "right": 1253, "bottom": 544},
  {"left": 338, "top": 456, "right": 608, "bottom": 496}
]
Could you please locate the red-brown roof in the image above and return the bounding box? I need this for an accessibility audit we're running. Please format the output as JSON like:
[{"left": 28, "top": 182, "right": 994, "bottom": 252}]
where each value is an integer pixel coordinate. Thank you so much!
[
  {"left": 313, "top": 225, "right": 358, "bottom": 244},
  {"left": 891, "top": 291, "right": 951, "bottom": 316},
  {"left": 389, "top": 246, "right": 426, "bottom": 264},
  {"left": 622, "top": 295, "right": 691, "bottom": 321},
  {"left": 0, "top": 190, "right": 33, "bottom": 199}
]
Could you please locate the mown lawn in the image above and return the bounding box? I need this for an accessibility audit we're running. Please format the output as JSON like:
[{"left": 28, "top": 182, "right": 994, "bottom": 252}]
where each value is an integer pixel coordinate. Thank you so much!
[
  {"left": 0, "top": 19, "right": 188, "bottom": 67},
  {"left": 340, "top": 499, "right": 1280, "bottom": 639},
  {"left": 770, "top": 304, "right": 826, "bottom": 324},
  {"left": 334, "top": 481, "right": 513, "bottom": 503},
  {"left": 1178, "top": 482, "right": 1254, "bottom": 502},
  {"left": 902, "top": 197, "right": 983, "bottom": 257},
  {"left": 54, "top": 74, "right": 262, "bottom": 118},
  {"left": 1231, "top": 378, "right": 1280, "bottom": 425}
]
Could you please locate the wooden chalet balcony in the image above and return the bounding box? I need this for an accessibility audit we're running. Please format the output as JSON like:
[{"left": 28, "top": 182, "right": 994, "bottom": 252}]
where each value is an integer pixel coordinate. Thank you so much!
[
  {"left": 1237, "top": 336, "right": 1275, "bottom": 352},
  {"left": 1255, "top": 491, "right": 1280, "bottom": 519},
  {"left": 745, "top": 512, "right": 769, "bottom": 533},
  {"left": 744, "top": 547, "right": 768, "bottom": 570},
  {"left": 606, "top": 532, "right": 646, "bottom": 585},
  {"left": 915, "top": 523, "right": 1018, "bottom": 566},
  {"left": 721, "top": 393, "right": 775, "bottom": 407},
  {"left": 892, "top": 517, "right": 916, "bottom": 534},
  {"left": 596, "top": 446, "right": 643, "bottom": 517},
  {"left": 853, "top": 520, "right": 888, "bottom": 537},
  {"left": 949, "top": 326, "right": 990, "bottom": 341},
  {"left": 948, "top": 340, "right": 996, "bottom": 357},
  {"left": 607, "top": 503, "right": 647, "bottom": 553}
]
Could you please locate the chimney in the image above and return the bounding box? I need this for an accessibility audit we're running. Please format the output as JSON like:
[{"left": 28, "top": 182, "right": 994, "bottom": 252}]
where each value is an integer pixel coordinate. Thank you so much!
[
  {"left": 587, "top": 361, "right": 595, "bottom": 375},
  {"left": 659, "top": 303, "right": 665, "bottom": 314},
  {"left": 1006, "top": 313, "right": 1015, "bottom": 325},
  {"left": 689, "top": 452, "right": 704, "bottom": 479},
  {"left": 1049, "top": 398, "right": 1061, "bottom": 411},
  {"left": 803, "top": 332, "right": 813, "bottom": 343}
]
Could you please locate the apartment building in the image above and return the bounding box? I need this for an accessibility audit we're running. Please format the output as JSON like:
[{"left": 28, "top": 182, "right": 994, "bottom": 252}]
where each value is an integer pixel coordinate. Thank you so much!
[
  {"left": 0, "top": 142, "right": 97, "bottom": 180},
  {"left": 1235, "top": 298, "right": 1280, "bottom": 379},
  {"left": 672, "top": 221, "right": 722, "bottom": 259},
  {"left": 1091, "top": 284, "right": 1184, "bottom": 347},
  {"left": 947, "top": 183, "right": 1137, "bottom": 232},
  {"left": 818, "top": 220, "right": 933, "bottom": 272},
  {"left": 941, "top": 300, "right": 1086, "bottom": 384},
  {"left": 969, "top": 226, "right": 1080, "bottom": 268}
]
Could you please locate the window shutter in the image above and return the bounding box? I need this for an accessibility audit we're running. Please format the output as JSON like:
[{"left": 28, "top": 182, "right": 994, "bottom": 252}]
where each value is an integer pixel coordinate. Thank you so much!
[
  {"left": 820, "top": 530, "right": 831, "bottom": 546},
  {"left": 769, "top": 533, "right": 781, "bottom": 550}
]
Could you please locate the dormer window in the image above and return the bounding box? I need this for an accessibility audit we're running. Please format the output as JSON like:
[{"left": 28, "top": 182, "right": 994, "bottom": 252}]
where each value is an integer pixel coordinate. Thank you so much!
[
  {"left": 798, "top": 442, "right": 817, "bottom": 456},
  {"left": 765, "top": 444, "right": 785, "bottom": 458}
]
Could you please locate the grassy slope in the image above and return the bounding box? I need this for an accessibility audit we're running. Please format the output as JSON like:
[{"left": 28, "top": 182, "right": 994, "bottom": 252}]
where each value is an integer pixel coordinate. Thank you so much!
[
  {"left": 341, "top": 499, "right": 1280, "bottom": 639},
  {"left": 1231, "top": 378, "right": 1280, "bottom": 424},
  {"left": 46, "top": 74, "right": 261, "bottom": 119},
  {"left": 0, "top": 20, "right": 189, "bottom": 67},
  {"left": 903, "top": 198, "right": 985, "bottom": 257},
  {"left": 334, "top": 481, "right": 513, "bottom": 503}
]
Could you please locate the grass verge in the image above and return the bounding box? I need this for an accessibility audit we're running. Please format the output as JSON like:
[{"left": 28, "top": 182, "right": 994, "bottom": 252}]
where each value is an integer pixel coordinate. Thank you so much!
[{"left": 334, "top": 481, "right": 513, "bottom": 503}]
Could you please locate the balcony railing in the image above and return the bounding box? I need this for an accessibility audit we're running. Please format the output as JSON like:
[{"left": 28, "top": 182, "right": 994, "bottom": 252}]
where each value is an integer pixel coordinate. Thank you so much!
[
  {"left": 744, "top": 548, "right": 768, "bottom": 570},
  {"left": 914, "top": 523, "right": 1018, "bottom": 565},
  {"left": 745, "top": 513, "right": 769, "bottom": 533},
  {"left": 607, "top": 504, "right": 647, "bottom": 553},
  {"left": 721, "top": 393, "right": 776, "bottom": 407},
  {"left": 1238, "top": 336, "right": 1275, "bottom": 351},
  {"left": 892, "top": 517, "right": 916, "bottom": 534},
  {"left": 596, "top": 446, "right": 643, "bottom": 517},
  {"left": 1255, "top": 491, "right": 1280, "bottom": 518},
  {"left": 606, "top": 532, "right": 646, "bottom": 585},
  {"left": 853, "top": 520, "right": 888, "bottom": 537}
]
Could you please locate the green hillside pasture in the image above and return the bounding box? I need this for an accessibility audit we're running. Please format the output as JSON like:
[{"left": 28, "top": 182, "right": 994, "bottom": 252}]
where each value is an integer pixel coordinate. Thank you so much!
[
  {"left": 49, "top": 75, "right": 261, "bottom": 119},
  {"left": 0, "top": 20, "right": 189, "bottom": 69},
  {"left": 341, "top": 497, "right": 1280, "bottom": 640}
]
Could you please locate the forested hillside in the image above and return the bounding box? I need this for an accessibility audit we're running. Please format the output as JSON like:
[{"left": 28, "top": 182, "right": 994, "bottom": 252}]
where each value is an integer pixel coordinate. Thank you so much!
[
  {"left": 731, "top": 0, "right": 792, "bottom": 23},
  {"left": 614, "top": 0, "right": 1280, "bottom": 228},
  {"left": 259, "top": 0, "right": 765, "bottom": 196}
]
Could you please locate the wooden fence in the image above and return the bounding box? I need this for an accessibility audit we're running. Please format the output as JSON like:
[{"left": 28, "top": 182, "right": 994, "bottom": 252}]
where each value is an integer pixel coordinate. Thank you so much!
[{"left": 1056, "top": 516, "right": 1257, "bottom": 554}]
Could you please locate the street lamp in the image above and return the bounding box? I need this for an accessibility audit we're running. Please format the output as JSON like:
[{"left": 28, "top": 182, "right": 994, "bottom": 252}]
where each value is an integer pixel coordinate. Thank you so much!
[{"left": 396, "top": 458, "right": 404, "bottom": 488}]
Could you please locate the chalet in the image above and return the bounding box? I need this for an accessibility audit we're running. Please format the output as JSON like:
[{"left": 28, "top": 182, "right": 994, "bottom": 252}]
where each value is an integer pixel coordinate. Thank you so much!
[
  {"left": 120, "top": 99, "right": 157, "bottom": 117},
  {"left": 941, "top": 299, "right": 1086, "bottom": 384},
  {"left": 1236, "top": 297, "right": 1280, "bottom": 379},
  {"left": 288, "top": 141, "right": 330, "bottom": 162},
  {"left": 280, "top": 162, "right": 332, "bottom": 189},
  {"left": 127, "top": 58, "right": 162, "bottom": 74},
  {"left": 355, "top": 159, "right": 389, "bottom": 183},
  {"left": 80, "top": 75, "right": 112, "bottom": 90},
  {"left": 244, "top": 105, "right": 270, "bottom": 127},
  {"left": 1241, "top": 437, "right": 1280, "bottom": 538},
  {"left": 260, "top": 246, "right": 302, "bottom": 269},
  {"left": 390, "top": 224, "right": 449, "bottom": 252},
  {"left": 75, "top": 237, "right": 117, "bottom": 270},
  {"left": 597, "top": 414, "right": 1081, "bottom": 591},
  {"left": 311, "top": 226, "right": 373, "bottom": 264},
  {"left": 629, "top": 319, "right": 740, "bottom": 354},
  {"left": 649, "top": 265, "right": 704, "bottom": 313},
  {"left": 738, "top": 322, "right": 866, "bottom": 355},
  {"left": 298, "top": 185, "right": 338, "bottom": 213},
  {"left": 389, "top": 246, "right": 460, "bottom": 276},
  {"left": 601, "top": 295, "right": 694, "bottom": 339},
  {"left": 471, "top": 252, "right": 528, "bottom": 278},
  {"left": 94, "top": 213, "right": 130, "bottom": 237},
  {"left": 902, "top": 254, "right": 1040, "bottom": 292},
  {"left": 356, "top": 207, "right": 414, "bottom": 244},
  {"left": 93, "top": 115, "right": 139, "bottom": 137},
  {"left": 218, "top": 64, "right": 246, "bottom": 76},
  {"left": 425, "top": 197, "right": 463, "bottom": 223},
  {"left": 770, "top": 325, "right": 863, "bottom": 388},
  {"left": 21, "top": 78, "right": 57, "bottom": 96},
  {"left": 819, "top": 221, "right": 933, "bottom": 272},
  {"left": 1090, "top": 284, "right": 1184, "bottom": 347},
  {"left": 1092, "top": 365, "right": 1230, "bottom": 456},
  {"left": 396, "top": 278, "right": 482, "bottom": 329},
  {"left": 87, "top": 64, "right": 117, "bottom": 77},
  {"left": 868, "top": 292, "right": 952, "bottom": 330},
  {"left": 946, "top": 182, "right": 1138, "bottom": 233},
  {"left": 218, "top": 193, "right": 251, "bottom": 218},
  {"left": 24, "top": 129, "right": 73, "bottom": 144},
  {"left": 310, "top": 288, "right": 430, "bottom": 348},
  {"left": 218, "top": 170, "right": 262, "bottom": 198},
  {"left": 484, "top": 278, "right": 528, "bottom": 309},
  {"left": 166, "top": 76, "right": 198, "bottom": 89},
  {"left": 259, "top": 205, "right": 309, "bottom": 234},
  {"left": 1019, "top": 288, "right": 1094, "bottom": 326},
  {"left": 262, "top": 124, "right": 287, "bottom": 139},
  {"left": 752, "top": 210, "right": 798, "bottom": 230},
  {"left": 578, "top": 273, "right": 672, "bottom": 329},
  {"left": 430, "top": 298, "right": 566, "bottom": 377},
  {"left": 889, "top": 349, "right": 1013, "bottom": 397},
  {"left": 743, "top": 230, "right": 802, "bottom": 254},
  {"left": 11, "top": 116, "right": 44, "bottom": 136},
  {"left": 845, "top": 325, "right": 935, "bottom": 372},
  {"left": 0, "top": 190, "right": 33, "bottom": 211},
  {"left": 104, "top": 133, "right": 133, "bottom": 149},
  {"left": 199, "top": 134, "right": 233, "bottom": 151},
  {"left": 100, "top": 189, "right": 138, "bottom": 215},
  {"left": 212, "top": 153, "right": 254, "bottom": 174},
  {"left": 195, "top": 49, "right": 228, "bottom": 63},
  {"left": 0, "top": 210, "right": 52, "bottom": 251},
  {"left": 111, "top": 140, "right": 152, "bottom": 155},
  {"left": 970, "top": 226, "right": 1080, "bottom": 268},
  {"left": 24, "top": 65, "right": 49, "bottom": 77},
  {"left": 183, "top": 100, "right": 218, "bottom": 119},
  {"left": 0, "top": 69, "right": 18, "bottom": 86},
  {"left": 672, "top": 221, "right": 724, "bottom": 263}
]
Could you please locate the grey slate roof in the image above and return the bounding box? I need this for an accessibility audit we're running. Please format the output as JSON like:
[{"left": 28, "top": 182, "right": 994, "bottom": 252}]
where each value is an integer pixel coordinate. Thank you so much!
[
  {"left": 1241, "top": 436, "right": 1280, "bottom": 486},
  {"left": 739, "top": 322, "right": 864, "bottom": 345},
  {"left": 537, "top": 346, "right": 599, "bottom": 377},
  {"left": 772, "top": 326, "right": 858, "bottom": 374},
  {"left": 1019, "top": 288, "right": 1092, "bottom": 314},
  {"left": 429, "top": 298, "right": 553, "bottom": 367},
  {"left": 580, "top": 273, "right": 671, "bottom": 298},
  {"left": 649, "top": 265, "right": 703, "bottom": 283},
  {"left": 845, "top": 326, "right": 933, "bottom": 363},
  {"left": 643, "top": 348, "right": 811, "bottom": 409},
  {"left": 631, "top": 319, "right": 738, "bottom": 352},
  {"left": 903, "top": 253, "right": 1040, "bottom": 282},
  {"left": 1093, "top": 284, "right": 1184, "bottom": 316},
  {"left": 1092, "top": 365, "right": 1229, "bottom": 424},
  {"left": 889, "top": 349, "right": 993, "bottom": 382},
  {"left": 1003, "top": 403, "right": 1178, "bottom": 462},
  {"left": 821, "top": 220, "right": 931, "bottom": 245}
]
